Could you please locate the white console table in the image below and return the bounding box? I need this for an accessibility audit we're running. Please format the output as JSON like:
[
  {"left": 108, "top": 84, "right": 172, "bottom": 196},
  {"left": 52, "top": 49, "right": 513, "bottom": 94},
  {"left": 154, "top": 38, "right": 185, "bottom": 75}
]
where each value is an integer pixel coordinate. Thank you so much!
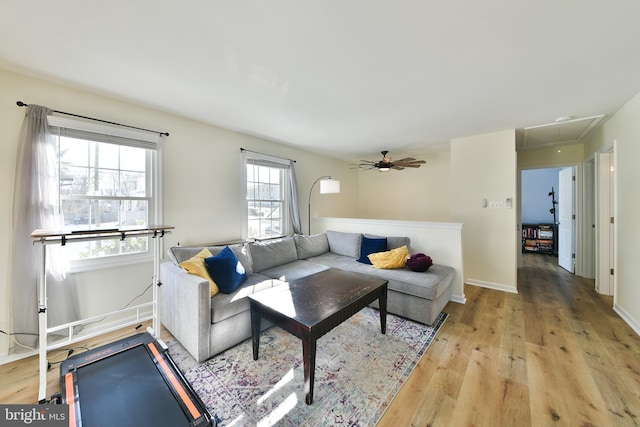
[{"left": 30, "top": 225, "right": 173, "bottom": 402}]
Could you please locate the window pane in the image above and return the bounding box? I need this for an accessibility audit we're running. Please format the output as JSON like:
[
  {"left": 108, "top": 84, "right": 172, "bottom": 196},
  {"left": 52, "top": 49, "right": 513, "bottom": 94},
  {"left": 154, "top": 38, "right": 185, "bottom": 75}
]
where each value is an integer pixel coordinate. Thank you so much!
[
  {"left": 120, "top": 146, "right": 146, "bottom": 172},
  {"left": 60, "top": 166, "right": 89, "bottom": 196},
  {"left": 90, "top": 141, "right": 119, "bottom": 169},
  {"left": 257, "top": 166, "right": 270, "bottom": 183},
  {"left": 92, "top": 169, "right": 119, "bottom": 196},
  {"left": 62, "top": 199, "right": 90, "bottom": 228},
  {"left": 269, "top": 183, "right": 280, "bottom": 200},
  {"left": 60, "top": 138, "right": 88, "bottom": 167},
  {"left": 123, "top": 199, "right": 148, "bottom": 227},
  {"left": 121, "top": 171, "right": 146, "bottom": 196}
]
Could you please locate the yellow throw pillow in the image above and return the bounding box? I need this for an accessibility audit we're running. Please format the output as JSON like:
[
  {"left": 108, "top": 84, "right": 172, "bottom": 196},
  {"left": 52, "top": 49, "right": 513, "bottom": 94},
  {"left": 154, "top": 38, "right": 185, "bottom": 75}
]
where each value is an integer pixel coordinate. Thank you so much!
[
  {"left": 368, "top": 245, "right": 410, "bottom": 269},
  {"left": 179, "top": 248, "right": 219, "bottom": 296}
]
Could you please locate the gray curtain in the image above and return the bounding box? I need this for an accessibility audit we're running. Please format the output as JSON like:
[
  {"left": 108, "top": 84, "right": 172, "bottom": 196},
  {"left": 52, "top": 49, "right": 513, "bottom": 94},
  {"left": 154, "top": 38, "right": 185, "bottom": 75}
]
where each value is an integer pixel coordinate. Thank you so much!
[
  {"left": 288, "top": 162, "right": 302, "bottom": 234},
  {"left": 9, "top": 105, "right": 77, "bottom": 351}
]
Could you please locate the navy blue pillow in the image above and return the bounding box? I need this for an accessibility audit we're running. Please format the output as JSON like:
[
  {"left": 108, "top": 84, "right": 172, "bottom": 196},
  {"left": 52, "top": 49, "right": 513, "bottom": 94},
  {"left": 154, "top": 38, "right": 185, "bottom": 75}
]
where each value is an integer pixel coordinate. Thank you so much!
[
  {"left": 204, "top": 246, "right": 247, "bottom": 294},
  {"left": 357, "top": 236, "right": 388, "bottom": 264}
]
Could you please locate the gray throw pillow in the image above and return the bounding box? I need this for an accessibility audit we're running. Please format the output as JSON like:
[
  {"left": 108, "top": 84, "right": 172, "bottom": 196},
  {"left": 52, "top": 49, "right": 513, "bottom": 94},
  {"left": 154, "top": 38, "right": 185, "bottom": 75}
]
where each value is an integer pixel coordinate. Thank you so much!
[
  {"left": 249, "top": 237, "right": 298, "bottom": 273},
  {"left": 294, "top": 233, "right": 330, "bottom": 259},
  {"left": 326, "top": 230, "right": 362, "bottom": 258},
  {"left": 364, "top": 233, "right": 411, "bottom": 251}
]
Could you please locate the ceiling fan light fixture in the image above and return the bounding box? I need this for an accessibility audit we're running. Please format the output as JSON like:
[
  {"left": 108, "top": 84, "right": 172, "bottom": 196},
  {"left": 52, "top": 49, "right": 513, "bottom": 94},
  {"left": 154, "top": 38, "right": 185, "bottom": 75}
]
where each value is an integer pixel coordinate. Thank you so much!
[{"left": 378, "top": 167, "right": 390, "bottom": 172}]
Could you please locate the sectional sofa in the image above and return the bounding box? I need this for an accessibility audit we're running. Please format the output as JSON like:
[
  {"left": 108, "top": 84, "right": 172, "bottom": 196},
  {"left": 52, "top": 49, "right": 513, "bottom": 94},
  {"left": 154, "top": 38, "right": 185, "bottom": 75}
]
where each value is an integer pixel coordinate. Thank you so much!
[{"left": 160, "top": 230, "right": 455, "bottom": 362}]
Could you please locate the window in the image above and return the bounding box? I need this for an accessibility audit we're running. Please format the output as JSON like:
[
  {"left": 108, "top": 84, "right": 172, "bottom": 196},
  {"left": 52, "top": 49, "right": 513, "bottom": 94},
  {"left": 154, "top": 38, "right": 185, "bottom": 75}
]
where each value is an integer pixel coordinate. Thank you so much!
[
  {"left": 243, "top": 154, "right": 291, "bottom": 240},
  {"left": 48, "top": 116, "right": 162, "bottom": 270}
]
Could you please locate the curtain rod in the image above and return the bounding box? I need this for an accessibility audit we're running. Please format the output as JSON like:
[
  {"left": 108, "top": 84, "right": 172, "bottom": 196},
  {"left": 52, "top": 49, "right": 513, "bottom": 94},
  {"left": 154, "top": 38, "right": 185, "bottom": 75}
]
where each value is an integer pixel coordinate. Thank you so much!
[
  {"left": 240, "top": 147, "right": 296, "bottom": 163},
  {"left": 16, "top": 101, "right": 169, "bottom": 137}
]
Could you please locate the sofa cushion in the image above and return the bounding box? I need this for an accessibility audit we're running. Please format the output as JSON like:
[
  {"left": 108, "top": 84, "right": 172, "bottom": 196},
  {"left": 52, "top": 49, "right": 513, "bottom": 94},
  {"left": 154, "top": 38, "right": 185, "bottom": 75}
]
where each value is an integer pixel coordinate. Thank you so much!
[
  {"left": 249, "top": 237, "right": 298, "bottom": 273},
  {"left": 326, "top": 230, "right": 362, "bottom": 258},
  {"left": 204, "top": 246, "right": 247, "bottom": 294},
  {"left": 306, "top": 252, "right": 453, "bottom": 300},
  {"left": 368, "top": 245, "right": 410, "bottom": 269},
  {"left": 179, "top": 248, "right": 219, "bottom": 296},
  {"left": 357, "top": 236, "right": 388, "bottom": 264},
  {"left": 260, "top": 260, "right": 329, "bottom": 282},
  {"left": 210, "top": 274, "right": 287, "bottom": 323},
  {"left": 364, "top": 233, "right": 411, "bottom": 251},
  {"left": 294, "top": 233, "right": 329, "bottom": 259}
]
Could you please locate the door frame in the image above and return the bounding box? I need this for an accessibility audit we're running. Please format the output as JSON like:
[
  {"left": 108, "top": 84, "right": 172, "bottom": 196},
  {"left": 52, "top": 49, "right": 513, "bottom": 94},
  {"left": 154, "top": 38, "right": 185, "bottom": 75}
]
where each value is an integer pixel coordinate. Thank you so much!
[
  {"left": 518, "top": 162, "right": 585, "bottom": 277},
  {"left": 595, "top": 149, "right": 615, "bottom": 296}
]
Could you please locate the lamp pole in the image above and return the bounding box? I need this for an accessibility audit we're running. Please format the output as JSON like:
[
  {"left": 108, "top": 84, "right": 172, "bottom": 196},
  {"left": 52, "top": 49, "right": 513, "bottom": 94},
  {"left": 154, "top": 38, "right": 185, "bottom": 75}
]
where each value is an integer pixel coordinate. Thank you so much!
[{"left": 308, "top": 175, "right": 331, "bottom": 235}]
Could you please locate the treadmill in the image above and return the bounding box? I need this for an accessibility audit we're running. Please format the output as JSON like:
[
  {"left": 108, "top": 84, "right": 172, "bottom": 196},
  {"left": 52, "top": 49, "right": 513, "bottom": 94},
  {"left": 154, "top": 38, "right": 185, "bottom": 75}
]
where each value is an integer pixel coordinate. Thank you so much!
[{"left": 60, "top": 332, "right": 215, "bottom": 427}]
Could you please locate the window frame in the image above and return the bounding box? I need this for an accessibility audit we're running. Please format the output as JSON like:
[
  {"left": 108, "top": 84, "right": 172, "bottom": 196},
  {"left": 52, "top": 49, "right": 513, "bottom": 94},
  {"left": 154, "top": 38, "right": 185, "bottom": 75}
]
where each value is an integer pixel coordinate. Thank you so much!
[
  {"left": 48, "top": 116, "right": 163, "bottom": 272},
  {"left": 242, "top": 152, "right": 291, "bottom": 240}
]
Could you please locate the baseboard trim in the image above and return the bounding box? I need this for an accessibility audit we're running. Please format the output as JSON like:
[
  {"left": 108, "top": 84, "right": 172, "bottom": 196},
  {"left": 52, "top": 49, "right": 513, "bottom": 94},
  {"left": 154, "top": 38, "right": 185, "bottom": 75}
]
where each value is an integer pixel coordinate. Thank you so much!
[
  {"left": 466, "top": 279, "right": 518, "bottom": 294},
  {"left": 614, "top": 303, "right": 640, "bottom": 337},
  {"left": 450, "top": 294, "right": 467, "bottom": 304}
]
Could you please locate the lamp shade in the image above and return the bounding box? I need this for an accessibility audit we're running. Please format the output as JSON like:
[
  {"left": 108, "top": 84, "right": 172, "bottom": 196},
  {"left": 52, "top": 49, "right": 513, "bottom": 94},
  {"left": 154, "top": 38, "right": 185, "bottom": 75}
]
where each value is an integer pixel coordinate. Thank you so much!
[{"left": 319, "top": 179, "right": 340, "bottom": 194}]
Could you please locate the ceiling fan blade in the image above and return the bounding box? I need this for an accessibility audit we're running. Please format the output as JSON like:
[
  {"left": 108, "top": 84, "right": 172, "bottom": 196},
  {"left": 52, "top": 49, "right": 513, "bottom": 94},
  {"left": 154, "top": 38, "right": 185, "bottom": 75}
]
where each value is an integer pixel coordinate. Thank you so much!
[
  {"left": 359, "top": 164, "right": 376, "bottom": 170},
  {"left": 394, "top": 157, "right": 415, "bottom": 162},
  {"left": 391, "top": 165, "right": 405, "bottom": 170}
]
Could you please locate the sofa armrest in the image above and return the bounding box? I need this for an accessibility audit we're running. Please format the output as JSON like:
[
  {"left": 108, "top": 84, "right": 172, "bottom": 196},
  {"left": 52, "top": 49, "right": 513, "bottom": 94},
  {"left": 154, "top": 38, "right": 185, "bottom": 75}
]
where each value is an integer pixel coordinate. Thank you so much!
[{"left": 160, "top": 262, "right": 211, "bottom": 362}]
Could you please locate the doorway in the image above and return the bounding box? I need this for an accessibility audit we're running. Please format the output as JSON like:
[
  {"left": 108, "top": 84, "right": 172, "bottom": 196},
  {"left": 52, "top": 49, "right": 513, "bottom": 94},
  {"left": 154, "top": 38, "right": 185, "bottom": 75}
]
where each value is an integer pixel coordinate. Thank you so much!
[{"left": 520, "top": 167, "right": 576, "bottom": 273}]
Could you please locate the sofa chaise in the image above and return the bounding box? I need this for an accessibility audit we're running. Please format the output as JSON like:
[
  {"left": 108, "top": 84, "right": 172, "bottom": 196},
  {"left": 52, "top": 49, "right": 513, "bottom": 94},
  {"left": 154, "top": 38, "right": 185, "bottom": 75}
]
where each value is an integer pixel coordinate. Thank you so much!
[{"left": 160, "top": 230, "right": 454, "bottom": 362}]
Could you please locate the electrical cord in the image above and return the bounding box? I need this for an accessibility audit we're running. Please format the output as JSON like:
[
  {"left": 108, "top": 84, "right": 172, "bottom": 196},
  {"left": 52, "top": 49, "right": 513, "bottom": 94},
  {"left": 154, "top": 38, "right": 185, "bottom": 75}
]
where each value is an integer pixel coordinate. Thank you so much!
[{"left": 1, "top": 282, "right": 154, "bottom": 360}]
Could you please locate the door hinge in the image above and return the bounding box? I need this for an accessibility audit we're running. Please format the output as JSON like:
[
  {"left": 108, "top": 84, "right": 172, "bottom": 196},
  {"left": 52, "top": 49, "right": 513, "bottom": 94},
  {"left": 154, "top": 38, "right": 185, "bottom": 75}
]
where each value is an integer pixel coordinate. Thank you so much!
[
  {"left": 610, "top": 268, "right": 614, "bottom": 275},
  {"left": 572, "top": 214, "right": 576, "bottom": 220},
  {"left": 572, "top": 175, "right": 576, "bottom": 181},
  {"left": 572, "top": 253, "right": 576, "bottom": 259},
  {"left": 610, "top": 217, "right": 614, "bottom": 224}
]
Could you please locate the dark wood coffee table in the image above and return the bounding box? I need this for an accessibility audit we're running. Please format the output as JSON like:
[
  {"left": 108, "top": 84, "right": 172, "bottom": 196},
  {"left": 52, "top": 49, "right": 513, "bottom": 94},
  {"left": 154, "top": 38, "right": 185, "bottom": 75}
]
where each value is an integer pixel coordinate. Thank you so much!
[{"left": 249, "top": 268, "right": 388, "bottom": 405}]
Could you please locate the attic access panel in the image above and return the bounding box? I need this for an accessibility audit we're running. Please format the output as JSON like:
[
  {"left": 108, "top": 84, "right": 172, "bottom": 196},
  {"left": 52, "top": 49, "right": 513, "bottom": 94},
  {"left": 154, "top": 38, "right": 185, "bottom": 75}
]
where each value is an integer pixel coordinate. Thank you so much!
[{"left": 521, "top": 115, "right": 604, "bottom": 150}]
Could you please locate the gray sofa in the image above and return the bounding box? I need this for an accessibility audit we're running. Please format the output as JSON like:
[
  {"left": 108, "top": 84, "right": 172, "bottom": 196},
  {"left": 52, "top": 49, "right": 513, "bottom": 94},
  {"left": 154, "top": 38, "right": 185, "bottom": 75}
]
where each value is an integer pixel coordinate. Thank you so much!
[{"left": 160, "top": 230, "right": 454, "bottom": 362}]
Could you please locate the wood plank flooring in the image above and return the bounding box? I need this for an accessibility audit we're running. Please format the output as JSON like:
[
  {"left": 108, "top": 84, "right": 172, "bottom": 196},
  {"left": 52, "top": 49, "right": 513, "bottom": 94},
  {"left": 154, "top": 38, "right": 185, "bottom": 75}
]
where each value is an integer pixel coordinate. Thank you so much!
[
  {"left": 378, "top": 253, "right": 640, "bottom": 426},
  {"left": 1, "top": 254, "right": 639, "bottom": 426}
]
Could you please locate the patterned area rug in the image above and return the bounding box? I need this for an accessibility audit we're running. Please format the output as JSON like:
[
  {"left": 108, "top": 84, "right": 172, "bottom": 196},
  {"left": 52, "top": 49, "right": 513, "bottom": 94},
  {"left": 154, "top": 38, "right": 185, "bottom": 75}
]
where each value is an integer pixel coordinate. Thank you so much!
[{"left": 168, "top": 308, "right": 447, "bottom": 427}]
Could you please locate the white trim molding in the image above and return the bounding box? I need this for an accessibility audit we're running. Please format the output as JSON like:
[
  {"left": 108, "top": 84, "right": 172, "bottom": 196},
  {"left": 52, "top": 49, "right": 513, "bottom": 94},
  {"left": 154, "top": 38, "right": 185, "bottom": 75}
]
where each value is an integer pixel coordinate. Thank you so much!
[
  {"left": 614, "top": 304, "right": 640, "bottom": 337},
  {"left": 466, "top": 279, "right": 519, "bottom": 294}
]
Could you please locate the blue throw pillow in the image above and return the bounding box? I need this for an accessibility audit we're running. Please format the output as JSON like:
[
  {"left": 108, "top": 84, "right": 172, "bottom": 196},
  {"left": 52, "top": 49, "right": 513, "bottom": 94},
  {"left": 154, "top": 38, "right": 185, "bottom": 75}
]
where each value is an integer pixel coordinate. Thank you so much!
[
  {"left": 204, "top": 246, "right": 247, "bottom": 294},
  {"left": 357, "top": 236, "right": 388, "bottom": 264}
]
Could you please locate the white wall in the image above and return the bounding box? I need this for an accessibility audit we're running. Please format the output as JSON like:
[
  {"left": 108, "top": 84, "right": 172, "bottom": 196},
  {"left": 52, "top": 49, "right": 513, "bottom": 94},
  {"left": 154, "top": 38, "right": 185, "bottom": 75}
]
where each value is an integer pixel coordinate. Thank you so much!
[
  {"left": 451, "top": 130, "right": 518, "bottom": 292},
  {"left": 0, "top": 68, "right": 357, "bottom": 358},
  {"left": 357, "top": 150, "right": 451, "bottom": 222},
  {"left": 584, "top": 91, "right": 640, "bottom": 335}
]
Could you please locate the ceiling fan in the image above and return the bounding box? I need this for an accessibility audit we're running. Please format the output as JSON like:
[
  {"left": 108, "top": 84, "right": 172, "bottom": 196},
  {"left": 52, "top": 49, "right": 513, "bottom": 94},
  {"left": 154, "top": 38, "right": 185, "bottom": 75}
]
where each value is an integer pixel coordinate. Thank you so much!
[{"left": 356, "top": 151, "right": 426, "bottom": 171}]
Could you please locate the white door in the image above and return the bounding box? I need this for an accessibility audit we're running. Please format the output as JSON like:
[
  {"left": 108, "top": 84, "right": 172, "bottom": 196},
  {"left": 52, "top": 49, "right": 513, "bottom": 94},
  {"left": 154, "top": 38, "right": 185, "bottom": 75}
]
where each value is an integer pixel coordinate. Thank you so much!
[{"left": 558, "top": 167, "right": 575, "bottom": 273}]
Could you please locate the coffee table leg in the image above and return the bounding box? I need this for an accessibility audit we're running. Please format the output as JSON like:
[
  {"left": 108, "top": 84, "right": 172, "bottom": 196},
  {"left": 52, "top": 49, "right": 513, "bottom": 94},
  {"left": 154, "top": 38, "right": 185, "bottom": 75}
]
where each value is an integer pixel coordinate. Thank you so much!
[
  {"left": 379, "top": 285, "right": 387, "bottom": 335},
  {"left": 250, "top": 300, "right": 261, "bottom": 360},
  {"left": 302, "top": 336, "right": 317, "bottom": 405}
]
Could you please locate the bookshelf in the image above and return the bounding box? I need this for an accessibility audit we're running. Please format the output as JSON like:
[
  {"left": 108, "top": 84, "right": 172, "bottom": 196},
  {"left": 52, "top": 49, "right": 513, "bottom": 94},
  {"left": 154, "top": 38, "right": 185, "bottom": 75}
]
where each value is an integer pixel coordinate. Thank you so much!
[{"left": 522, "top": 224, "right": 555, "bottom": 254}]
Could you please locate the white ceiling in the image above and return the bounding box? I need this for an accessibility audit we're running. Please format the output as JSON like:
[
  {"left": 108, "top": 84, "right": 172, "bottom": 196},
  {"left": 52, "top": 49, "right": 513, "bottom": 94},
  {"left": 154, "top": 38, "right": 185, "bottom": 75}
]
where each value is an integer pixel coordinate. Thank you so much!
[{"left": 2, "top": 1, "right": 640, "bottom": 160}]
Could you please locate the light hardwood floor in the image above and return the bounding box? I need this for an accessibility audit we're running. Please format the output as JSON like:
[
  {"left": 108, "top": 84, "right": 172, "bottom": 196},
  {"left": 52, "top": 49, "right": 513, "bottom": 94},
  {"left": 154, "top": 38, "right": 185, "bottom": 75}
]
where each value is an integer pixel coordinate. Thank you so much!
[
  {"left": 2, "top": 254, "right": 639, "bottom": 426},
  {"left": 379, "top": 253, "right": 640, "bottom": 426}
]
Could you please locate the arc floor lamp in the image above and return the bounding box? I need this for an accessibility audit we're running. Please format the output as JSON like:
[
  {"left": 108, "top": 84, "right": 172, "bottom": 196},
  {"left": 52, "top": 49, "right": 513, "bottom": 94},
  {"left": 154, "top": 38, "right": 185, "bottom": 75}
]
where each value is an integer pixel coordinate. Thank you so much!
[{"left": 308, "top": 176, "right": 340, "bottom": 234}]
